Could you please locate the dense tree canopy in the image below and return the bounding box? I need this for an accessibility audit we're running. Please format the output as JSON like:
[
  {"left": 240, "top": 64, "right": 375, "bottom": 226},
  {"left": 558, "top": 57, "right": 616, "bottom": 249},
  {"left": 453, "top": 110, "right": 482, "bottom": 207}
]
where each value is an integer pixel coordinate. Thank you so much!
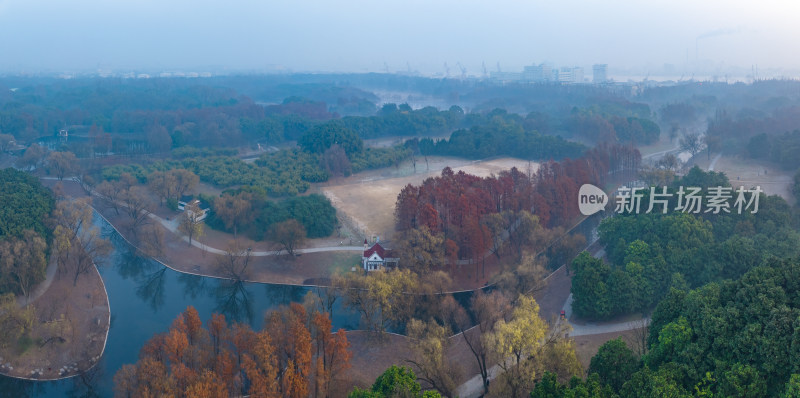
[
  {"left": 396, "top": 144, "right": 639, "bottom": 264},
  {"left": 348, "top": 365, "right": 442, "bottom": 398},
  {"left": 0, "top": 169, "right": 54, "bottom": 296},
  {"left": 573, "top": 167, "right": 800, "bottom": 320},
  {"left": 115, "top": 305, "right": 351, "bottom": 398},
  {"left": 206, "top": 191, "right": 337, "bottom": 240},
  {"left": 641, "top": 257, "right": 800, "bottom": 396},
  {"left": 0, "top": 168, "right": 54, "bottom": 240},
  {"left": 299, "top": 120, "right": 363, "bottom": 155},
  {"left": 419, "top": 117, "right": 585, "bottom": 160}
]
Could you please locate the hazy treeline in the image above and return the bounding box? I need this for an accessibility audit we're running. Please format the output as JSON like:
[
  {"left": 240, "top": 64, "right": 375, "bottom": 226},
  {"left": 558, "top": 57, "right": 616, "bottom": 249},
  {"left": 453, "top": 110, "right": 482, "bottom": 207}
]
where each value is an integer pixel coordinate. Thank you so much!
[
  {"left": 699, "top": 107, "right": 800, "bottom": 169},
  {"left": 0, "top": 75, "right": 667, "bottom": 154}
]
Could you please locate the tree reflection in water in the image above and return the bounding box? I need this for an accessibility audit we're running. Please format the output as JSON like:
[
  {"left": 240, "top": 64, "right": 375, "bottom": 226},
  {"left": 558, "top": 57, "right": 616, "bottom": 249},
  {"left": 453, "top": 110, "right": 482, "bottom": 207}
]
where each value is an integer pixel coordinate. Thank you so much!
[
  {"left": 112, "top": 233, "right": 156, "bottom": 280},
  {"left": 66, "top": 363, "right": 102, "bottom": 398},
  {"left": 111, "top": 234, "right": 168, "bottom": 311},
  {"left": 214, "top": 280, "right": 254, "bottom": 324},
  {"left": 177, "top": 272, "right": 208, "bottom": 300},
  {"left": 134, "top": 267, "right": 167, "bottom": 311},
  {"left": 262, "top": 283, "right": 305, "bottom": 306}
]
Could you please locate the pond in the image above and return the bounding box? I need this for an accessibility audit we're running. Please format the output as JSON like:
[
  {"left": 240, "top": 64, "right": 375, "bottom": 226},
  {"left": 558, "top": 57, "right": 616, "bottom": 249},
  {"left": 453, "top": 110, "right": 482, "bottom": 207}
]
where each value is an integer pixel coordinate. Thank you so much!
[{"left": 0, "top": 215, "right": 362, "bottom": 397}]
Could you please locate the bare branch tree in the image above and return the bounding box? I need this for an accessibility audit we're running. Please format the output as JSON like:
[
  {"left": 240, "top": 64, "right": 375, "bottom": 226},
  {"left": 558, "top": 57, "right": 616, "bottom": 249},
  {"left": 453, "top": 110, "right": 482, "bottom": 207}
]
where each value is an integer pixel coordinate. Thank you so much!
[
  {"left": 267, "top": 219, "right": 306, "bottom": 257},
  {"left": 458, "top": 290, "right": 510, "bottom": 395},
  {"left": 121, "top": 186, "right": 154, "bottom": 234},
  {"left": 622, "top": 317, "right": 650, "bottom": 357},
  {"left": 52, "top": 199, "right": 111, "bottom": 286},
  {"left": 679, "top": 132, "right": 703, "bottom": 158},
  {"left": 215, "top": 242, "right": 253, "bottom": 281}
]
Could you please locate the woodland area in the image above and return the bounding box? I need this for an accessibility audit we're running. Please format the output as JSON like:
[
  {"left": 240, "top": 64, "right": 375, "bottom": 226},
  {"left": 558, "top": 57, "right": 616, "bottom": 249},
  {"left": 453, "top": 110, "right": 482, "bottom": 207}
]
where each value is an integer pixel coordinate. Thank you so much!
[
  {"left": 572, "top": 167, "right": 800, "bottom": 320},
  {"left": 394, "top": 143, "right": 641, "bottom": 272},
  {"left": 6, "top": 75, "right": 800, "bottom": 397},
  {"left": 204, "top": 190, "right": 337, "bottom": 241},
  {"left": 114, "top": 305, "right": 351, "bottom": 398},
  {"left": 0, "top": 169, "right": 54, "bottom": 295},
  {"left": 0, "top": 169, "right": 111, "bottom": 378},
  {"left": 537, "top": 257, "right": 800, "bottom": 397}
]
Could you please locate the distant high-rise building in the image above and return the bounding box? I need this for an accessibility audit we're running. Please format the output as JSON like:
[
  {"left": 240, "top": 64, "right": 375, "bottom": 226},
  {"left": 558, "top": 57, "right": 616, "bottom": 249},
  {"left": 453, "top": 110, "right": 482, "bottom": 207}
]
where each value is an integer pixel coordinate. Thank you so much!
[
  {"left": 489, "top": 63, "right": 591, "bottom": 84},
  {"left": 558, "top": 68, "right": 572, "bottom": 83},
  {"left": 593, "top": 64, "right": 608, "bottom": 83},
  {"left": 557, "top": 67, "right": 584, "bottom": 84},
  {"left": 572, "top": 67, "right": 584, "bottom": 83},
  {"left": 541, "top": 63, "right": 552, "bottom": 81},
  {"left": 522, "top": 63, "right": 553, "bottom": 82}
]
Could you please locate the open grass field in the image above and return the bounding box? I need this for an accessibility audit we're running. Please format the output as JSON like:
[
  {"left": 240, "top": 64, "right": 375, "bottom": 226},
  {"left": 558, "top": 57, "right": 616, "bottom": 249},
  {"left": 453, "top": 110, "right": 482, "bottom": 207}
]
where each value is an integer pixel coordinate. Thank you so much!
[{"left": 693, "top": 154, "right": 794, "bottom": 202}]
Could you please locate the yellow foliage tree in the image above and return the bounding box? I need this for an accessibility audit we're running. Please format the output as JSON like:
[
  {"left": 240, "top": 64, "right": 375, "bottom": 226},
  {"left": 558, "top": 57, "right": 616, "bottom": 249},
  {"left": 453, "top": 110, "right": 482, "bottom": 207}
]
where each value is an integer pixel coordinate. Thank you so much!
[{"left": 485, "top": 294, "right": 547, "bottom": 398}]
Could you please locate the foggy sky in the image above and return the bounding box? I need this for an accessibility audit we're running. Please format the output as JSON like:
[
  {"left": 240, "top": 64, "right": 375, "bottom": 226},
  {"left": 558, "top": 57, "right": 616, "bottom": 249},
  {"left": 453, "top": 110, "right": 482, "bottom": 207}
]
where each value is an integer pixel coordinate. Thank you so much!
[{"left": 1, "top": 0, "right": 799, "bottom": 77}]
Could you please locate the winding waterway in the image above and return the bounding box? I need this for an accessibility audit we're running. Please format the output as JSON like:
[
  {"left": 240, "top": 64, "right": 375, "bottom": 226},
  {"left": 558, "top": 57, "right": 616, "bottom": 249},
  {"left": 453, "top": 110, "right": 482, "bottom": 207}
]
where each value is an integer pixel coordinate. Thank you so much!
[{"left": 0, "top": 215, "right": 361, "bottom": 397}]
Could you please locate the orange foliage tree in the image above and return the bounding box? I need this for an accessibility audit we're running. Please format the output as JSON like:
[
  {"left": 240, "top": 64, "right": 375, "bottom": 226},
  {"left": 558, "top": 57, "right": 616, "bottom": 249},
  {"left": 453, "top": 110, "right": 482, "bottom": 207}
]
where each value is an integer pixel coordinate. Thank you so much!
[
  {"left": 394, "top": 144, "right": 640, "bottom": 263},
  {"left": 114, "top": 305, "right": 351, "bottom": 398}
]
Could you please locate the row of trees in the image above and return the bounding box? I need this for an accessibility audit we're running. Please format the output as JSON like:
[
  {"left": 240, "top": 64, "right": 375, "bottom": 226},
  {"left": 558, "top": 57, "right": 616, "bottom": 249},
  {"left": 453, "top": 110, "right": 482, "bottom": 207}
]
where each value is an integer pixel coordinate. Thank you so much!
[
  {"left": 748, "top": 129, "right": 800, "bottom": 169},
  {"left": 296, "top": 119, "right": 413, "bottom": 177},
  {"left": 566, "top": 112, "right": 660, "bottom": 145},
  {"left": 0, "top": 75, "right": 667, "bottom": 152},
  {"left": 341, "top": 103, "right": 466, "bottom": 139},
  {"left": 700, "top": 107, "right": 800, "bottom": 169},
  {"left": 114, "top": 305, "right": 351, "bottom": 398},
  {"left": 205, "top": 189, "right": 337, "bottom": 242},
  {"left": 417, "top": 117, "right": 585, "bottom": 160},
  {"left": 394, "top": 144, "right": 640, "bottom": 268},
  {"left": 102, "top": 142, "right": 410, "bottom": 198},
  {"left": 103, "top": 152, "right": 320, "bottom": 197}
]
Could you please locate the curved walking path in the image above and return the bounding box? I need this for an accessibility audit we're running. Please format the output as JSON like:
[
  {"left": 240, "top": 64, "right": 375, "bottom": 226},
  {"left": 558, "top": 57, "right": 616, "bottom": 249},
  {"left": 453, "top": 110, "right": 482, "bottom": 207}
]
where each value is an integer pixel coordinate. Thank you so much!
[
  {"left": 708, "top": 152, "right": 722, "bottom": 171},
  {"left": 455, "top": 240, "right": 648, "bottom": 398},
  {"left": 16, "top": 258, "right": 58, "bottom": 307},
  {"left": 152, "top": 213, "right": 364, "bottom": 256},
  {"left": 642, "top": 144, "right": 681, "bottom": 160},
  {"left": 455, "top": 296, "right": 650, "bottom": 398},
  {"left": 455, "top": 299, "right": 650, "bottom": 398},
  {"left": 46, "top": 173, "right": 647, "bottom": 395},
  {"left": 560, "top": 293, "right": 650, "bottom": 337},
  {"left": 4, "top": 249, "right": 110, "bottom": 381},
  {"left": 39, "top": 175, "right": 365, "bottom": 257}
]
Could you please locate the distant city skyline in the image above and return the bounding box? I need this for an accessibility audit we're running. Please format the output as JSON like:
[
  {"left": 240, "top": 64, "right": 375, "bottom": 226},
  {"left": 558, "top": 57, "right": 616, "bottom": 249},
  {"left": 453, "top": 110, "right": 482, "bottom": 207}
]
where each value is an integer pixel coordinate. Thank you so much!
[{"left": 2, "top": 0, "right": 800, "bottom": 80}]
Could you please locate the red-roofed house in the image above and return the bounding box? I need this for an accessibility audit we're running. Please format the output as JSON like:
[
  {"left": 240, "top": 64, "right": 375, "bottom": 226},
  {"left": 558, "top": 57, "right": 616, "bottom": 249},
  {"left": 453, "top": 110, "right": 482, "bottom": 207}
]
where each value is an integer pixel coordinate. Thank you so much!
[{"left": 362, "top": 239, "right": 399, "bottom": 271}]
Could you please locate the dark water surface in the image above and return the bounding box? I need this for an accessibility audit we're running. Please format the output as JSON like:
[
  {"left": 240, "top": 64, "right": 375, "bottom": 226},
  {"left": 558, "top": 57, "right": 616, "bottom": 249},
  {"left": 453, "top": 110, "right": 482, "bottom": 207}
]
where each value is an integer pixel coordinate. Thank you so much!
[{"left": 0, "top": 215, "right": 360, "bottom": 397}]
